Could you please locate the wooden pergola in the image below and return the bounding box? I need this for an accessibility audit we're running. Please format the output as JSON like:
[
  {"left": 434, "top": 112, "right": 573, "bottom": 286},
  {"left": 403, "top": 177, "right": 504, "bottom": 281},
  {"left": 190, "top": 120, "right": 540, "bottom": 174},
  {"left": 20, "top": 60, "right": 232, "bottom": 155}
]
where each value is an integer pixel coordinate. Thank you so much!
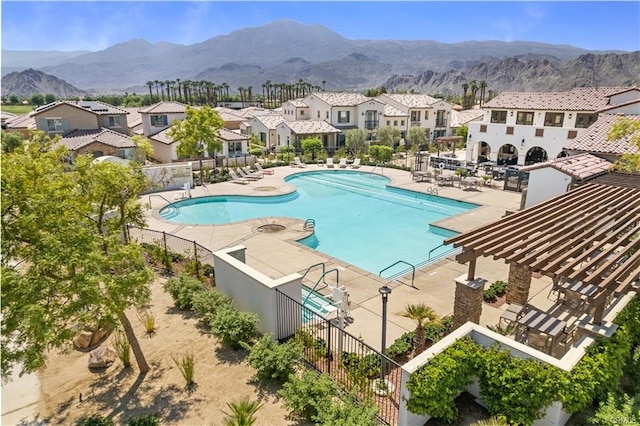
[
  {"left": 434, "top": 136, "right": 463, "bottom": 156},
  {"left": 444, "top": 172, "right": 640, "bottom": 324}
]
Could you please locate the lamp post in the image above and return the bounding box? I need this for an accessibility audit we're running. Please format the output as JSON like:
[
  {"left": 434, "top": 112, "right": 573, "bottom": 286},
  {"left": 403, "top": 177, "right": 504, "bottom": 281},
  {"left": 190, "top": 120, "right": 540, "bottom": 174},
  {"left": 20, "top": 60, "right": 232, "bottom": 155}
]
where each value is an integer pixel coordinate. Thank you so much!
[
  {"left": 287, "top": 136, "right": 291, "bottom": 163},
  {"left": 379, "top": 285, "right": 392, "bottom": 380},
  {"left": 197, "top": 141, "right": 204, "bottom": 186}
]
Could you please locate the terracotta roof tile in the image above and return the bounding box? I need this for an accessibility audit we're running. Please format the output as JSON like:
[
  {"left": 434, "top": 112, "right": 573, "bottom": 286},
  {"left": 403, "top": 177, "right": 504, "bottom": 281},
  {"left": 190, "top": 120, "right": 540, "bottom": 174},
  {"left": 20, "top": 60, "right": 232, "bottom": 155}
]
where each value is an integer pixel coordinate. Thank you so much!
[
  {"left": 138, "top": 101, "right": 190, "bottom": 114},
  {"left": 34, "top": 100, "right": 129, "bottom": 116},
  {"left": 521, "top": 153, "right": 613, "bottom": 180},
  {"left": 58, "top": 128, "right": 136, "bottom": 151},
  {"left": 218, "top": 128, "right": 249, "bottom": 141},
  {"left": 308, "top": 92, "right": 370, "bottom": 106},
  {"left": 283, "top": 120, "right": 340, "bottom": 134},
  {"left": 484, "top": 87, "right": 632, "bottom": 111},
  {"left": 381, "top": 93, "right": 440, "bottom": 108},
  {"left": 383, "top": 105, "right": 408, "bottom": 117},
  {"left": 5, "top": 113, "right": 36, "bottom": 130},
  {"left": 564, "top": 114, "right": 640, "bottom": 155},
  {"left": 255, "top": 115, "right": 285, "bottom": 129},
  {"left": 149, "top": 128, "right": 174, "bottom": 145},
  {"left": 451, "top": 109, "right": 484, "bottom": 127}
]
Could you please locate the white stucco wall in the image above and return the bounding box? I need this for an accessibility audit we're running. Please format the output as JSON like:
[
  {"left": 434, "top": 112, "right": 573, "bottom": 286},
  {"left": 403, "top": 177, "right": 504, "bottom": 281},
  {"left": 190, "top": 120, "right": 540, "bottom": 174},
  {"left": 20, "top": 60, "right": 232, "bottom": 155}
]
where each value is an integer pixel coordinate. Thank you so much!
[
  {"left": 524, "top": 168, "right": 573, "bottom": 209},
  {"left": 141, "top": 112, "right": 185, "bottom": 137}
]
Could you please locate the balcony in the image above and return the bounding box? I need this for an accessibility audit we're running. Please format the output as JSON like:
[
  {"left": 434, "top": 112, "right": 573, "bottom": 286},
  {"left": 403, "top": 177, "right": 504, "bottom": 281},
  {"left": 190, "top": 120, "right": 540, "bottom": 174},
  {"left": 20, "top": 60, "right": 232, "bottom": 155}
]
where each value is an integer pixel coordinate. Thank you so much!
[
  {"left": 435, "top": 120, "right": 447, "bottom": 128},
  {"left": 364, "top": 120, "right": 379, "bottom": 130},
  {"left": 410, "top": 121, "right": 421, "bottom": 127}
]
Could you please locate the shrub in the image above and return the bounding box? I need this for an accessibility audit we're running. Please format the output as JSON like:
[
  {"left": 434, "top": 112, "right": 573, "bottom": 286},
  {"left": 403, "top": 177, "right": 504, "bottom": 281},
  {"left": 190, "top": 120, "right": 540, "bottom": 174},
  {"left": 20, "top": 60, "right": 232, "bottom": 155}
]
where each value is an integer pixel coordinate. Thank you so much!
[
  {"left": 482, "top": 287, "right": 497, "bottom": 302},
  {"left": 191, "top": 289, "right": 233, "bottom": 324},
  {"left": 126, "top": 413, "right": 160, "bottom": 426},
  {"left": 76, "top": 415, "right": 114, "bottom": 426},
  {"left": 294, "top": 329, "right": 326, "bottom": 362},
  {"left": 222, "top": 396, "right": 263, "bottom": 426},
  {"left": 114, "top": 329, "right": 131, "bottom": 368},
  {"left": 483, "top": 281, "right": 508, "bottom": 302},
  {"left": 246, "top": 334, "right": 302, "bottom": 383},
  {"left": 313, "top": 394, "right": 379, "bottom": 426},
  {"left": 163, "top": 274, "right": 205, "bottom": 310},
  {"left": 279, "top": 370, "right": 338, "bottom": 421},
  {"left": 341, "top": 352, "right": 381, "bottom": 380},
  {"left": 137, "top": 310, "right": 156, "bottom": 335},
  {"left": 210, "top": 306, "right": 259, "bottom": 349},
  {"left": 172, "top": 351, "right": 195, "bottom": 388},
  {"left": 386, "top": 331, "right": 414, "bottom": 360},
  {"left": 588, "top": 392, "right": 640, "bottom": 426}
]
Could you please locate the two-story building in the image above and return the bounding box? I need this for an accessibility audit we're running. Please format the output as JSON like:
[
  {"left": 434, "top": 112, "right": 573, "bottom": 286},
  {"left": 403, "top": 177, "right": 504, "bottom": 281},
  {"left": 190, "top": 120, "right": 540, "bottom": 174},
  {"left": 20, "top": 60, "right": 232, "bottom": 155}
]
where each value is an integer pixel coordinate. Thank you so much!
[
  {"left": 274, "top": 120, "right": 341, "bottom": 153},
  {"left": 376, "top": 94, "right": 453, "bottom": 142},
  {"left": 138, "top": 101, "right": 188, "bottom": 137},
  {"left": 465, "top": 87, "right": 639, "bottom": 166},
  {"left": 32, "top": 101, "right": 130, "bottom": 137},
  {"left": 57, "top": 128, "right": 137, "bottom": 160},
  {"left": 242, "top": 114, "right": 286, "bottom": 149}
]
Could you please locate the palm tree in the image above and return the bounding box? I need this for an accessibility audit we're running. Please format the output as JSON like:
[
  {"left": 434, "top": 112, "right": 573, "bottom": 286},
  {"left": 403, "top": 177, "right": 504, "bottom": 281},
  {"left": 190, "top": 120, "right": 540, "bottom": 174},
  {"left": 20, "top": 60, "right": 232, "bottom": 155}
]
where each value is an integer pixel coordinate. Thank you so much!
[
  {"left": 146, "top": 81, "right": 154, "bottom": 100},
  {"left": 222, "top": 82, "right": 229, "bottom": 102},
  {"left": 461, "top": 82, "right": 469, "bottom": 109},
  {"left": 398, "top": 303, "right": 440, "bottom": 356},
  {"left": 471, "top": 417, "right": 508, "bottom": 426},
  {"left": 479, "top": 80, "right": 488, "bottom": 109},
  {"left": 154, "top": 80, "right": 160, "bottom": 99},
  {"left": 222, "top": 397, "right": 263, "bottom": 426},
  {"left": 159, "top": 81, "right": 165, "bottom": 101},
  {"left": 176, "top": 78, "right": 182, "bottom": 102},
  {"left": 469, "top": 80, "right": 479, "bottom": 107},
  {"left": 322, "top": 80, "right": 326, "bottom": 91}
]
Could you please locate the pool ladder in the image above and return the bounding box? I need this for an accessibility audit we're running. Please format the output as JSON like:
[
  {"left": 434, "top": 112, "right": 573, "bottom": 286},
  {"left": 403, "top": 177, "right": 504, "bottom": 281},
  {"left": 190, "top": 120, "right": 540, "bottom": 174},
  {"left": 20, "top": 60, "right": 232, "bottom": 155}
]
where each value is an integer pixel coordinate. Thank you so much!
[
  {"left": 300, "top": 262, "right": 339, "bottom": 307},
  {"left": 379, "top": 260, "right": 416, "bottom": 288},
  {"left": 426, "top": 187, "right": 438, "bottom": 195},
  {"left": 303, "top": 218, "right": 315, "bottom": 231}
]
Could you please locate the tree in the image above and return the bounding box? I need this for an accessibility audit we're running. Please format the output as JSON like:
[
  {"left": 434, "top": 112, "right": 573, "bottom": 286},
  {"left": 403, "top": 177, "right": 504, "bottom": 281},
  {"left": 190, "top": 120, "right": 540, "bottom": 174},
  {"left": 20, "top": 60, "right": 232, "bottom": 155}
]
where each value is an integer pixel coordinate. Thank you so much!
[
  {"left": 479, "top": 80, "right": 488, "bottom": 108},
  {"left": 1, "top": 134, "right": 153, "bottom": 378},
  {"left": 30, "top": 94, "right": 44, "bottom": 106},
  {"left": 9, "top": 95, "right": 20, "bottom": 105},
  {"left": 375, "top": 126, "right": 401, "bottom": 147},
  {"left": 300, "top": 136, "right": 324, "bottom": 161},
  {"left": 131, "top": 134, "right": 154, "bottom": 163},
  {"left": 408, "top": 127, "right": 428, "bottom": 149},
  {"left": 368, "top": 144, "right": 393, "bottom": 164},
  {"left": 168, "top": 106, "right": 224, "bottom": 184},
  {"left": 345, "top": 128, "right": 368, "bottom": 157},
  {"left": 456, "top": 125, "right": 469, "bottom": 144},
  {"left": 608, "top": 116, "right": 640, "bottom": 172},
  {"left": 1, "top": 130, "right": 24, "bottom": 153},
  {"left": 398, "top": 303, "right": 440, "bottom": 355},
  {"left": 44, "top": 94, "right": 56, "bottom": 104}
]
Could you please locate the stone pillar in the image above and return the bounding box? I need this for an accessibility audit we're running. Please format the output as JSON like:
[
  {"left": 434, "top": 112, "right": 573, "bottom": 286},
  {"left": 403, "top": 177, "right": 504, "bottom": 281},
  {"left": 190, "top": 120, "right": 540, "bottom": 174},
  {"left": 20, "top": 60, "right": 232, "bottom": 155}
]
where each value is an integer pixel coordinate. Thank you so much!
[
  {"left": 453, "top": 275, "right": 487, "bottom": 330},
  {"left": 505, "top": 263, "right": 531, "bottom": 305}
]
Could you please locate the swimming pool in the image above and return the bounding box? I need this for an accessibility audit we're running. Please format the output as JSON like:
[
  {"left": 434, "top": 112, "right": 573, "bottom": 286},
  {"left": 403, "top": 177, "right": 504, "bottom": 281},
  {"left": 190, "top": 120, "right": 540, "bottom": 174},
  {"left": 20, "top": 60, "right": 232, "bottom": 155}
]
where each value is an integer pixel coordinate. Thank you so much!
[{"left": 160, "top": 171, "right": 478, "bottom": 276}]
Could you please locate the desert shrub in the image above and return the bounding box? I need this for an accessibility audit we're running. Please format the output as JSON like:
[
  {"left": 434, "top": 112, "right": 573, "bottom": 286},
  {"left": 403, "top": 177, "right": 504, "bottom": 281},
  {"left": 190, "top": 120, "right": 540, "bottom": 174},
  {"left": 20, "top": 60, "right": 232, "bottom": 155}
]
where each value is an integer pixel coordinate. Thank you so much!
[
  {"left": 76, "top": 415, "right": 114, "bottom": 426},
  {"left": 202, "top": 264, "right": 215, "bottom": 279},
  {"left": 137, "top": 310, "right": 156, "bottom": 335},
  {"left": 341, "top": 352, "right": 381, "bottom": 380},
  {"left": 294, "top": 329, "right": 326, "bottom": 362},
  {"left": 245, "top": 334, "right": 302, "bottom": 382},
  {"left": 191, "top": 289, "right": 233, "bottom": 323},
  {"left": 114, "top": 329, "right": 131, "bottom": 368},
  {"left": 172, "top": 351, "right": 195, "bottom": 388},
  {"left": 483, "top": 281, "right": 507, "bottom": 302},
  {"left": 210, "top": 306, "right": 259, "bottom": 349},
  {"left": 183, "top": 259, "right": 202, "bottom": 278},
  {"left": 163, "top": 273, "right": 205, "bottom": 310},
  {"left": 222, "top": 397, "right": 263, "bottom": 426},
  {"left": 313, "top": 393, "right": 379, "bottom": 426},
  {"left": 127, "top": 413, "right": 160, "bottom": 426},
  {"left": 279, "top": 370, "right": 338, "bottom": 421}
]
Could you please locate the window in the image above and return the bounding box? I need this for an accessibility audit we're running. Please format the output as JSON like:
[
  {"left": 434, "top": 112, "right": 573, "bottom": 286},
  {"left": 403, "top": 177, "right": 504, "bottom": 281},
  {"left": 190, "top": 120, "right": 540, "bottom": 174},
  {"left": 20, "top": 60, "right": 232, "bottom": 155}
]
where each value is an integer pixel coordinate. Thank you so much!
[
  {"left": 575, "top": 113, "right": 597, "bottom": 129},
  {"left": 300, "top": 110, "right": 305, "bottom": 116},
  {"left": 480, "top": 125, "right": 487, "bottom": 133},
  {"left": 338, "top": 111, "right": 350, "bottom": 123},
  {"left": 490, "top": 110, "right": 507, "bottom": 123},
  {"left": 567, "top": 130, "right": 578, "bottom": 139},
  {"left": 506, "top": 127, "right": 514, "bottom": 135},
  {"left": 434, "top": 129, "right": 445, "bottom": 138},
  {"left": 394, "top": 120, "right": 398, "bottom": 126},
  {"left": 544, "top": 112, "right": 564, "bottom": 127},
  {"left": 228, "top": 141, "right": 243, "bottom": 157},
  {"left": 387, "top": 120, "right": 390, "bottom": 126},
  {"left": 107, "top": 116, "right": 121, "bottom": 128},
  {"left": 260, "top": 132, "right": 266, "bottom": 142},
  {"left": 516, "top": 111, "right": 534, "bottom": 125},
  {"left": 150, "top": 115, "right": 168, "bottom": 127},
  {"left": 410, "top": 111, "right": 421, "bottom": 122},
  {"left": 535, "top": 128, "right": 544, "bottom": 137},
  {"left": 401, "top": 120, "right": 405, "bottom": 126},
  {"left": 436, "top": 110, "right": 446, "bottom": 127},
  {"left": 317, "top": 111, "right": 320, "bottom": 118},
  {"left": 46, "top": 118, "right": 63, "bottom": 132}
]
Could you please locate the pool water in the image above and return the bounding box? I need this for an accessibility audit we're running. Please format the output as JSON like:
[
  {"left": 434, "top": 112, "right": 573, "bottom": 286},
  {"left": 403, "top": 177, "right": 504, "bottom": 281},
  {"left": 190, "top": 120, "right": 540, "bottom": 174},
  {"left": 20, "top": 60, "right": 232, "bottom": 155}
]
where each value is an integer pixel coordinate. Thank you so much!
[
  {"left": 160, "top": 171, "right": 478, "bottom": 276},
  {"left": 302, "top": 285, "right": 336, "bottom": 322}
]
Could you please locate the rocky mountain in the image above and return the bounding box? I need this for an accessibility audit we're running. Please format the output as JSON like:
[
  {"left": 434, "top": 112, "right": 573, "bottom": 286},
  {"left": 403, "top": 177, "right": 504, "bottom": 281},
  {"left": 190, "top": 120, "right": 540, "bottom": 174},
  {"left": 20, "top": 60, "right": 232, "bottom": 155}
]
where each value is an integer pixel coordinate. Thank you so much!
[
  {"left": 2, "top": 20, "right": 637, "bottom": 95},
  {"left": 1, "top": 68, "right": 88, "bottom": 98}
]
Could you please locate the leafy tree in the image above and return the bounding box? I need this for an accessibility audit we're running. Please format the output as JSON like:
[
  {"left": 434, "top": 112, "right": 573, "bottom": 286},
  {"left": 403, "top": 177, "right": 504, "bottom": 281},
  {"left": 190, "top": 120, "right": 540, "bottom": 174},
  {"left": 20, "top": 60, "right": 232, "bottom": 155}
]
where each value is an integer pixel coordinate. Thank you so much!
[
  {"left": 30, "top": 94, "right": 44, "bottom": 106},
  {"left": 398, "top": 303, "right": 440, "bottom": 355},
  {"left": 248, "top": 134, "right": 266, "bottom": 156},
  {"left": 131, "top": 135, "right": 154, "bottom": 163},
  {"left": 9, "top": 95, "right": 19, "bottom": 105},
  {"left": 375, "top": 126, "right": 401, "bottom": 147},
  {"left": 608, "top": 116, "right": 640, "bottom": 172},
  {"left": 408, "top": 127, "right": 428, "bottom": 148},
  {"left": 168, "top": 105, "right": 224, "bottom": 184},
  {"left": 368, "top": 144, "right": 393, "bottom": 163},
  {"left": 1, "top": 130, "right": 24, "bottom": 153},
  {"left": 345, "top": 128, "right": 368, "bottom": 157},
  {"left": 589, "top": 392, "right": 640, "bottom": 426},
  {"left": 1, "top": 134, "right": 153, "bottom": 377},
  {"left": 456, "top": 125, "right": 469, "bottom": 144},
  {"left": 44, "top": 94, "right": 56, "bottom": 104},
  {"left": 300, "top": 136, "right": 323, "bottom": 160}
]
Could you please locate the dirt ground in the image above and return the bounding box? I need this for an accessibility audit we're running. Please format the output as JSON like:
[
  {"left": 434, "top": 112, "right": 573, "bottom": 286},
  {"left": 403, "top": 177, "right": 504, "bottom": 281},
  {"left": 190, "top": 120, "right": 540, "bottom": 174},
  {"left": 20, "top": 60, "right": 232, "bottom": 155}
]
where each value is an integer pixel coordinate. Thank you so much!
[{"left": 36, "top": 277, "right": 305, "bottom": 426}]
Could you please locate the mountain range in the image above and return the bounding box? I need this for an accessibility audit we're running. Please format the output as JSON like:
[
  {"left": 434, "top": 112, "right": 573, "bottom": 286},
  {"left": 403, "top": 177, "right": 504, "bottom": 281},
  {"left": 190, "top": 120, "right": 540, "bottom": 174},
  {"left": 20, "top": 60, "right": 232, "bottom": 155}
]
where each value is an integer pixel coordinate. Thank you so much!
[{"left": 2, "top": 20, "right": 639, "bottom": 97}]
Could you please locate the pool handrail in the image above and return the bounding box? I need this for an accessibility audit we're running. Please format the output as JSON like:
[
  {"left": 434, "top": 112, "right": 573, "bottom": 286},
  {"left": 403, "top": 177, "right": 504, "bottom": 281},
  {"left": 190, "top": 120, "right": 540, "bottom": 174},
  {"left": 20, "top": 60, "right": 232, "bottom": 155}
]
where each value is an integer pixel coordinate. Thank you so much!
[
  {"left": 379, "top": 260, "right": 416, "bottom": 288},
  {"left": 302, "top": 268, "right": 340, "bottom": 307},
  {"left": 148, "top": 194, "right": 179, "bottom": 215}
]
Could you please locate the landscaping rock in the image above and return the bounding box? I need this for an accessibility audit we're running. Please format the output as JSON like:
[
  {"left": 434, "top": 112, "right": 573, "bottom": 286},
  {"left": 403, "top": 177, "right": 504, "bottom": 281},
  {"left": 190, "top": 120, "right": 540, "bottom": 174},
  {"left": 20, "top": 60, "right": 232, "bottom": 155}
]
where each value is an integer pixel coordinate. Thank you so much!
[
  {"left": 88, "top": 346, "right": 116, "bottom": 369},
  {"left": 73, "top": 331, "right": 93, "bottom": 349}
]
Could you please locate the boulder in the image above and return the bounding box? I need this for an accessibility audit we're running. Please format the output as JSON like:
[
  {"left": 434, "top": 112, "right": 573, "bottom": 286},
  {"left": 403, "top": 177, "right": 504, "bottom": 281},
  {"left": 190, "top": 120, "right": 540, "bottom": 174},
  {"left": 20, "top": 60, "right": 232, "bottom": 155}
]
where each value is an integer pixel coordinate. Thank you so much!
[
  {"left": 89, "top": 326, "right": 110, "bottom": 346},
  {"left": 73, "top": 331, "right": 93, "bottom": 349},
  {"left": 88, "top": 346, "right": 116, "bottom": 369}
]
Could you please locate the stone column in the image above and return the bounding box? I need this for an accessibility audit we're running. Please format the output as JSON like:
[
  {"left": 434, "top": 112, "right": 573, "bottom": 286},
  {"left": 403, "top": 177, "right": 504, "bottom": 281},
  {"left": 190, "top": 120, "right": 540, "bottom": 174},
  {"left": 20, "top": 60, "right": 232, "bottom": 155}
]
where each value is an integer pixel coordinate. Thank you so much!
[
  {"left": 452, "top": 275, "right": 487, "bottom": 330},
  {"left": 505, "top": 263, "right": 531, "bottom": 305}
]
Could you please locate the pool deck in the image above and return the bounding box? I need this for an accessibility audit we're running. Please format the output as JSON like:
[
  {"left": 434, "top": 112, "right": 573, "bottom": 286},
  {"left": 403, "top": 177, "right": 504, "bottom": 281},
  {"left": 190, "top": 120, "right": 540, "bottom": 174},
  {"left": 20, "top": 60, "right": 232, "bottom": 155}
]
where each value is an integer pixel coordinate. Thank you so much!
[{"left": 143, "top": 164, "right": 555, "bottom": 351}]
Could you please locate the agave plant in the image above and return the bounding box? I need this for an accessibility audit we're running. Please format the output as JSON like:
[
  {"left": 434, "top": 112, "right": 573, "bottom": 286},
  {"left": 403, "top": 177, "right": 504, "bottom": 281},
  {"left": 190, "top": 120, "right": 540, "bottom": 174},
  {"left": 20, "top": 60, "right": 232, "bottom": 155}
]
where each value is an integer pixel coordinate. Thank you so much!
[
  {"left": 486, "top": 322, "right": 518, "bottom": 336},
  {"left": 222, "top": 397, "right": 263, "bottom": 426},
  {"left": 471, "top": 416, "right": 508, "bottom": 426}
]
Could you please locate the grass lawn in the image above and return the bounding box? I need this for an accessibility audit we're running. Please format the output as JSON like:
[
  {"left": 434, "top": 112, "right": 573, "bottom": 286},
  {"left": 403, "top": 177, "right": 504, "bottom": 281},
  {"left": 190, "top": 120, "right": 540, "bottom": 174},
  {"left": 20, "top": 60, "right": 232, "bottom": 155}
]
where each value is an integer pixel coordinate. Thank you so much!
[{"left": 1, "top": 105, "right": 35, "bottom": 115}]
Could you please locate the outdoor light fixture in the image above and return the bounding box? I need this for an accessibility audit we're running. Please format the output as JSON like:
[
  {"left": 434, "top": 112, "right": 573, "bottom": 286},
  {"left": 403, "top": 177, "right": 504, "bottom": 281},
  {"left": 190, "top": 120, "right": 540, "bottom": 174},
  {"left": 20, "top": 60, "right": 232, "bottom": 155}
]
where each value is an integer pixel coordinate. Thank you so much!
[
  {"left": 379, "top": 285, "right": 392, "bottom": 379},
  {"left": 569, "top": 113, "right": 573, "bottom": 119},
  {"left": 521, "top": 138, "right": 525, "bottom": 147},
  {"left": 510, "top": 111, "right": 514, "bottom": 116}
]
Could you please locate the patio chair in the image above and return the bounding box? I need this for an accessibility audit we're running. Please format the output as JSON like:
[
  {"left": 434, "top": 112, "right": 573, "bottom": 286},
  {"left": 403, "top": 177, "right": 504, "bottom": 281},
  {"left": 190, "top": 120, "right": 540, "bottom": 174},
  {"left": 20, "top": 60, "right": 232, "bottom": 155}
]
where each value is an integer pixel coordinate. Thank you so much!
[
  {"left": 293, "top": 157, "right": 307, "bottom": 168},
  {"left": 228, "top": 170, "right": 250, "bottom": 185},
  {"left": 326, "top": 158, "right": 335, "bottom": 168},
  {"left": 561, "top": 290, "right": 586, "bottom": 313},
  {"left": 237, "top": 168, "right": 261, "bottom": 181},
  {"left": 255, "top": 163, "right": 274, "bottom": 175},
  {"left": 350, "top": 158, "right": 361, "bottom": 169},
  {"left": 242, "top": 166, "right": 263, "bottom": 179},
  {"left": 527, "top": 331, "right": 552, "bottom": 354},
  {"left": 338, "top": 158, "right": 348, "bottom": 168}
]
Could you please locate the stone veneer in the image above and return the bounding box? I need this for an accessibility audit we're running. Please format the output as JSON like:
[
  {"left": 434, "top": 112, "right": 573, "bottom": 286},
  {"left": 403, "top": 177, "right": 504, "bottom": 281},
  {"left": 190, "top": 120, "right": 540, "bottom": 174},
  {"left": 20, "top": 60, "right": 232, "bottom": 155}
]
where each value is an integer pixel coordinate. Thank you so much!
[
  {"left": 506, "top": 263, "right": 532, "bottom": 305},
  {"left": 453, "top": 275, "right": 487, "bottom": 329}
]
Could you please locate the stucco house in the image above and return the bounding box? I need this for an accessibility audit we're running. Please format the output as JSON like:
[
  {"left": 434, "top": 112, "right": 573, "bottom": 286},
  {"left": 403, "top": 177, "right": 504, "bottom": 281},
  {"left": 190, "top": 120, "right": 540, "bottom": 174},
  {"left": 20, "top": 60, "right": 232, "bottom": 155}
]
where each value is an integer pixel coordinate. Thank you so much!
[
  {"left": 465, "top": 87, "right": 640, "bottom": 166},
  {"left": 242, "top": 114, "right": 286, "bottom": 149},
  {"left": 57, "top": 128, "right": 137, "bottom": 160},
  {"left": 3, "top": 113, "right": 36, "bottom": 137},
  {"left": 32, "top": 101, "right": 130, "bottom": 137},
  {"left": 138, "top": 101, "right": 188, "bottom": 137},
  {"left": 381, "top": 104, "right": 409, "bottom": 143},
  {"left": 274, "top": 120, "right": 341, "bottom": 152}
]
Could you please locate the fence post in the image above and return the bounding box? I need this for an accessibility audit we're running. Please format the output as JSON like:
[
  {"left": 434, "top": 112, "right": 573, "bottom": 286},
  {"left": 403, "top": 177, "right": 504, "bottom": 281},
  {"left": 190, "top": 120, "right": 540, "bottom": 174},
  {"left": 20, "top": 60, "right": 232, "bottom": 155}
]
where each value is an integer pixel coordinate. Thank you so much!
[
  {"left": 162, "top": 231, "right": 169, "bottom": 271},
  {"left": 326, "top": 320, "right": 332, "bottom": 375},
  {"left": 193, "top": 240, "right": 200, "bottom": 277}
]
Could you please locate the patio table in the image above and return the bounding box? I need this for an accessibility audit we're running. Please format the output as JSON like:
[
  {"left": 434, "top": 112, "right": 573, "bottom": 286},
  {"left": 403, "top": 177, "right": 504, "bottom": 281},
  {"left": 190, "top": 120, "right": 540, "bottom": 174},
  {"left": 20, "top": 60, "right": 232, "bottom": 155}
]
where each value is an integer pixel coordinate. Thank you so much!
[
  {"left": 558, "top": 279, "right": 598, "bottom": 297},
  {"left": 517, "top": 307, "right": 567, "bottom": 352}
]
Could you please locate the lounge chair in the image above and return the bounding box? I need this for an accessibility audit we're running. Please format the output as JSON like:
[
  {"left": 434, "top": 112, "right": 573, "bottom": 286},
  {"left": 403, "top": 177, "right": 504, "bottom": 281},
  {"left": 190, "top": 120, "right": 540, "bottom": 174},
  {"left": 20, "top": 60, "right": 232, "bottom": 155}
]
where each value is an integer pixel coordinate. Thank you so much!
[
  {"left": 237, "top": 168, "right": 261, "bottom": 181},
  {"left": 228, "top": 169, "right": 250, "bottom": 184},
  {"left": 350, "top": 158, "right": 361, "bottom": 169},
  {"left": 326, "top": 158, "right": 335, "bottom": 168},
  {"left": 338, "top": 158, "right": 348, "bottom": 168},
  {"left": 242, "top": 166, "right": 263, "bottom": 179},
  {"left": 255, "top": 163, "right": 274, "bottom": 175},
  {"left": 292, "top": 157, "right": 307, "bottom": 168}
]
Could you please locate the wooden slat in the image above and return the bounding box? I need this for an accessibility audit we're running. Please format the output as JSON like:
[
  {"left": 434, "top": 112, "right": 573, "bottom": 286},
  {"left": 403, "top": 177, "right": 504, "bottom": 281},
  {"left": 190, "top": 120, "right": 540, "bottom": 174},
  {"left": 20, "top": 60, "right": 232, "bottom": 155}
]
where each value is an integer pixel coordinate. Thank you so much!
[{"left": 584, "top": 242, "right": 640, "bottom": 288}]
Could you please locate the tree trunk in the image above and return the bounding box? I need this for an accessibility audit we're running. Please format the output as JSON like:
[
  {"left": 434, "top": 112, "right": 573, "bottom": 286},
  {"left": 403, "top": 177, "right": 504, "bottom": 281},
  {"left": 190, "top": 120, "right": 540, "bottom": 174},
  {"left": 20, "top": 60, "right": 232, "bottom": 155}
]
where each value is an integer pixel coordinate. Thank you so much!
[{"left": 119, "top": 311, "right": 149, "bottom": 374}]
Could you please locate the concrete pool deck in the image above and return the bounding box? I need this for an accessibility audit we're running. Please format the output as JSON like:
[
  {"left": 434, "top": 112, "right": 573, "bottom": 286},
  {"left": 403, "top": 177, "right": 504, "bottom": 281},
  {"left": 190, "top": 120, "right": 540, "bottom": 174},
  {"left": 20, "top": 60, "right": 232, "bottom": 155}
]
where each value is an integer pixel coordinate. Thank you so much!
[{"left": 143, "top": 164, "right": 555, "bottom": 351}]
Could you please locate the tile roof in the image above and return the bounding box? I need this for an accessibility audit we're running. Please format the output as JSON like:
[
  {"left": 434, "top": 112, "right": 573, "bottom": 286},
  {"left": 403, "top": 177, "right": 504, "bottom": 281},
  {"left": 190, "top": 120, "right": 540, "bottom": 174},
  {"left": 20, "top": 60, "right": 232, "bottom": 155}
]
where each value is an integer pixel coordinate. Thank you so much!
[
  {"left": 484, "top": 87, "right": 632, "bottom": 111},
  {"left": 138, "top": 101, "right": 190, "bottom": 114},
  {"left": 308, "top": 92, "right": 370, "bottom": 106},
  {"left": 34, "top": 101, "right": 128, "bottom": 116},
  {"left": 564, "top": 114, "right": 640, "bottom": 155},
  {"left": 451, "top": 109, "right": 484, "bottom": 127},
  {"left": 4, "top": 113, "right": 36, "bottom": 130},
  {"left": 520, "top": 153, "right": 613, "bottom": 180},
  {"left": 236, "top": 107, "right": 275, "bottom": 118},
  {"left": 1, "top": 111, "right": 17, "bottom": 120},
  {"left": 381, "top": 93, "right": 440, "bottom": 108},
  {"left": 149, "top": 128, "right": 174, "bottom": 145},
  {"left": 123, "top": 107, "right": 142, "bottom": 128},
  {"left": 282, "top": 120, "right": 340, "bottom": 134},
  {"left": 255, "top": 114, "right": 285, "bottom": 129},
  {"left": 216, "top": 110, "right": 245, "bottom": 122},
  {"left": 58, "top": 128, "right": 136, "bottom": 151},
  {"left": 597, "top": 99, "right": 640, "bottom": 113},
  {"left": 218, "top": 128, "right": 249, "bottom": 141},
  {"left": 287, "top": 100, "right": 307, "bottom": 107},
  {"left": 383, "top": 105, "right": 408, "bottom": 117}
]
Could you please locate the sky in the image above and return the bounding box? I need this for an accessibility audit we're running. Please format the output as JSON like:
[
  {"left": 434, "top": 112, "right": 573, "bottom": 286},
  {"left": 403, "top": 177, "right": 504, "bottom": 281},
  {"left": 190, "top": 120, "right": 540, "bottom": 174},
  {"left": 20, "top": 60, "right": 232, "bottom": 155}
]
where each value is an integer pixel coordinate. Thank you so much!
[{"left": 2, "top": 1, "right": 639, "bottom": 52}]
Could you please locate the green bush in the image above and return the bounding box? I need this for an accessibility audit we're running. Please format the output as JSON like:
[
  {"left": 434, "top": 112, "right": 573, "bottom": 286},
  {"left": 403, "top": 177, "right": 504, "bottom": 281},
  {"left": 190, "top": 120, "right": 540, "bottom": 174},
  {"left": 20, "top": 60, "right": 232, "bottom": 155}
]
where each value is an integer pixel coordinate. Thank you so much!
[
  {"left": 245, "top": 334, "right": 302, "bottom": 382},
  {"left": 588, "top": 392, "right": 640, "bottom": 426},
  {"left": 163, "top": 274, "right": 205, "bottom": 310},
  {"left": 210, "top": 306, "right": 259, "bottom": 349},
  {"left": 172, "top": 351, "right": 196, "bottom": 388},
  {"left": 294, "top": 329, "right": 326, "bottom": 362},
  {"left": 191, "top": 289, "right": 233, "bottom": 324},
  {"left": 76, "top": 415, "right": 114, "bottom": 426},
  {"left": 492, "top": 280, "right": 507, "bottom": 295},
  {"left": 313, "top": 394, "right": 379, "bottom": 426},
  {"left": 341, "top": 352, "right": 381, "bottom": 380},
  {"left": 279, "top": 370, "right": 338, "bottom": 421},
  {"left": 386, "top": 331, "right": 414, "bottom": 360},
  {"left": 482, "top": 287, "right": 497, "bottom": 302},
  {"left": 127, "top": 413, "right": 160, "bottom": 426}
]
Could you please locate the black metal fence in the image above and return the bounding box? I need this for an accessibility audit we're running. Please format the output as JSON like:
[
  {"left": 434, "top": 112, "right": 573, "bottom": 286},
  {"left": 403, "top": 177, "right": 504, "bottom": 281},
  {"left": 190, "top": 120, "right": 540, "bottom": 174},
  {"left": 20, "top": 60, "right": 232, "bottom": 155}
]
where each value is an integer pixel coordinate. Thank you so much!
[
  {"left": 504, "top": 169, "right": 530, "bottom": 192},
  {"left": 127, "top": 226, "right": 214, "bottom": 270},
  {"left": 275, "top": 289, "right": 402, "bottom": 425}
]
